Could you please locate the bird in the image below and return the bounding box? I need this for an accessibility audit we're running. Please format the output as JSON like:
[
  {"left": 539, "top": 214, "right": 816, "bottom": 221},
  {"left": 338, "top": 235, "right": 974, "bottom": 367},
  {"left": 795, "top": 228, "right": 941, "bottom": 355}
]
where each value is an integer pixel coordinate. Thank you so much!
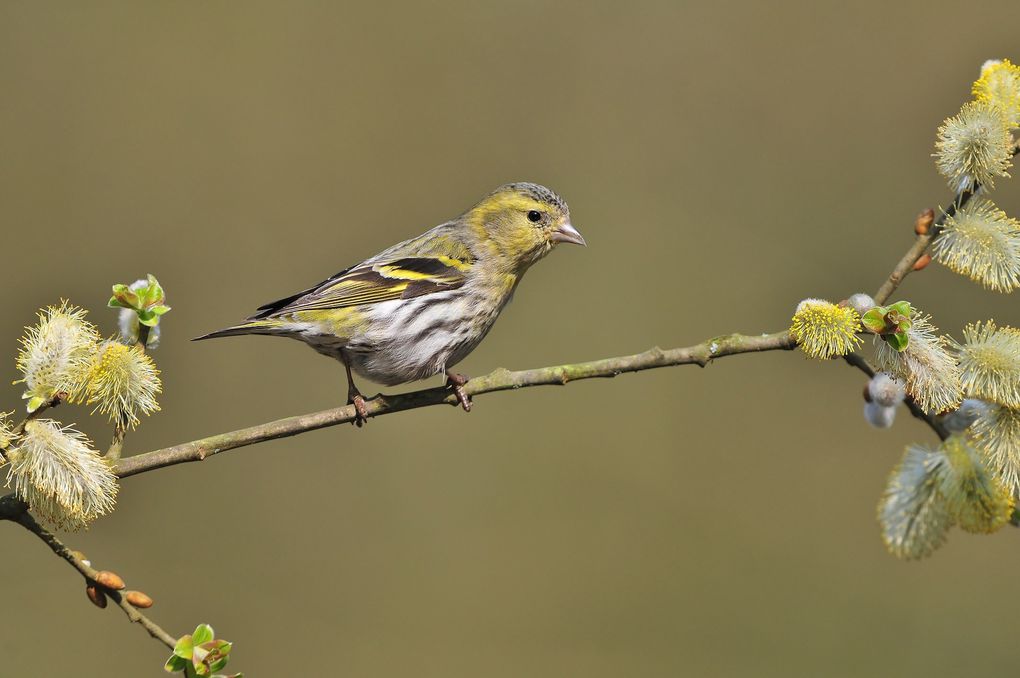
[{"left": 195, "top": 182, "right": 586, "bottom": 424}]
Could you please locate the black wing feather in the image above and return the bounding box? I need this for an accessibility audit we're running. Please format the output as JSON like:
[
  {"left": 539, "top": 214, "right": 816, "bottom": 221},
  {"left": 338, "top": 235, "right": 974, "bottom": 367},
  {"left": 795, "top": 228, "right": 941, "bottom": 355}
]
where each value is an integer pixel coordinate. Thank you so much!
[
  {"left": 249, "top": 265, "right": 356, "bottom": 320},
  {"left": 248, "top": 257, "right": 469, "bottom": 319}
]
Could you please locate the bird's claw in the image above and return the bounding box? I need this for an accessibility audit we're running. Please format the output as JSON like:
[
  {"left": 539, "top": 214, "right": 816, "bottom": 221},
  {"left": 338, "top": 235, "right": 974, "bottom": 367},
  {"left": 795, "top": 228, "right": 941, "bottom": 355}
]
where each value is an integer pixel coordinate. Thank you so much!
[
  {"left": 349, "top": 393, "right": 369, "bottom": 427},
  {"left": 445, "top": 372, "right": 472, "bottom": 412}
]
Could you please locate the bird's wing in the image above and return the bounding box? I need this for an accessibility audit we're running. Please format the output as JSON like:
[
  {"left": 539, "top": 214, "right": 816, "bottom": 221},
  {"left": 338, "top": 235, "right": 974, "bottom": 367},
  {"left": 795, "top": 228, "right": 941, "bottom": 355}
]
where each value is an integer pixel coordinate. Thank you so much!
[{"left": 250, "top": 255, "right": 471, "bottom": 319}]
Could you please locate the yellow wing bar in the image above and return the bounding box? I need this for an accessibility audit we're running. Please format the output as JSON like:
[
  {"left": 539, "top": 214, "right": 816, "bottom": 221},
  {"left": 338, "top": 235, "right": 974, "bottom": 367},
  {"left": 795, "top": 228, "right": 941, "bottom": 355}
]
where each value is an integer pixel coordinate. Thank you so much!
[{"left": 257, "top": 256, "right": 471, "bottom": 316}]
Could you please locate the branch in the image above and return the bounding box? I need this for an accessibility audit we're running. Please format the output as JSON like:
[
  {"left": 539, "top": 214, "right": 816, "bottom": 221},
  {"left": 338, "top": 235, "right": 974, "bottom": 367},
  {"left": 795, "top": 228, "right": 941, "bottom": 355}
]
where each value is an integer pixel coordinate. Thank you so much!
[
  {"left": 874, "top": 140, "right": 1020, "bottom": 305},
  {"left": 106, "top": 418, "right": 129, "bottom": 460},
  {"left": 842, "top": 352, "right": 949, "bottom": 439},
  {"left": 116, "top": 331, "right": 797, "bottom": 478},
  {"left": 5, "top": 149, "right": 1003, "bottom": 665},
  {"left": 5, "top": 504, "right": 177, "bottom": 650}
]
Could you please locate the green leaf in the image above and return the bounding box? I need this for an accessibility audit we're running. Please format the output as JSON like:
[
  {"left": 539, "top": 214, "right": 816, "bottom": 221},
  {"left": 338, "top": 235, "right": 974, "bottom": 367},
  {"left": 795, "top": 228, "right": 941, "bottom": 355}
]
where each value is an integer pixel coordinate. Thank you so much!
[
  {"left": 887, "top": 300, "right": 912, "bottom": 318},
  {"left": 208, "top": 659, "right": 229, "bottom": 674},
  {"left": 884, "top": 331, "right": 909, "bottom": 352},
  {"left": 174, "top": 634, "right": 195, "bottom": 660},
  {"left": 137, "top": 309, "right": 160, "bottom": 327},
  {"left": 166, "top": 654, "right": 189, "bottom": 673},
  {"left": 108, "top": 296, "right": 132, "bottom": 309},
  {"left": 146, "top": 274, "right": 166, "bottom": 304},
  {"left": 111, "top": 284, "right": 141, "bottom": 309},
  {"left": 192, "top": 624, "right": 215, "bottom": 646},
  {"left": 151, "top": 305, "right": 171, "bottom": 316},
  {"left": 861, "top": 308, "right": 887, "bottom": 333}
]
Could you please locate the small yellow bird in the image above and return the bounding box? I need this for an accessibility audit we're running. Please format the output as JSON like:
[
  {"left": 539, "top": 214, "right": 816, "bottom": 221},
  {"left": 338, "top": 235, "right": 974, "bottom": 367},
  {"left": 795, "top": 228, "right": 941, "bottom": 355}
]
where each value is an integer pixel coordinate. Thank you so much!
[{"left": 196, "top": 182, "right": 585, "bottom": 423}]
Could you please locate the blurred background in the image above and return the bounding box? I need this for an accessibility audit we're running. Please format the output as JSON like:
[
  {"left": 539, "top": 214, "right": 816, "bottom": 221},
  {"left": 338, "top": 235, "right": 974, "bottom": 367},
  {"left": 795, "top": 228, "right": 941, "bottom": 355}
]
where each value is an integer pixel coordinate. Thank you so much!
[{"left": 2, "top": 2, "right": 1019, "bottom": 676}]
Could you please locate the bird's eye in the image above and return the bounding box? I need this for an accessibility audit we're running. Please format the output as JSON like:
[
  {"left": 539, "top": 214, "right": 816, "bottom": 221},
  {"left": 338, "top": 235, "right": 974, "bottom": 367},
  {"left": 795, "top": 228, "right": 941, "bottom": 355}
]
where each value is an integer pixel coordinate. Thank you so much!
[{"left": 527, "top": 210, "right": 542, "bottom": 223}]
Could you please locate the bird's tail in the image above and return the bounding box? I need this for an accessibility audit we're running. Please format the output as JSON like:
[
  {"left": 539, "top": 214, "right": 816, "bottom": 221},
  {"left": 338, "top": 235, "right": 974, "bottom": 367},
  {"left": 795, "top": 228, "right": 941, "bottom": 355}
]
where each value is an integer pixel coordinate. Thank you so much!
[{"left": 192, "top": 319, "right": 284, "bottom": 341}]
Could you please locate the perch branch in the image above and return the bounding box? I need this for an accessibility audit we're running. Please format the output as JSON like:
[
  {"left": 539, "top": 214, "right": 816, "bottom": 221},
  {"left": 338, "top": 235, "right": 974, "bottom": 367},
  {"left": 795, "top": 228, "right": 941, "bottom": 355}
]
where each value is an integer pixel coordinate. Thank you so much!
[
  {"left": 115, "top": 331, "right": 798, "bottom": 478},
  {"left": 113, "top": 328, "right": 955, "bottom": 479}
]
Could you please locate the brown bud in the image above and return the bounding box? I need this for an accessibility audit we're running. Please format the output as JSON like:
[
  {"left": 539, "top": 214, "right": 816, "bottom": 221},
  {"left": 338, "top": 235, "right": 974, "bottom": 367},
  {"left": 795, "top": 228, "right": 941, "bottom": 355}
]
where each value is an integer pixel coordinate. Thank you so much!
[
  {"left": 913, "top": 253, "right": 932, "bottom": 271},
  {"left": 95, "top": 570, "right": 125, "bottom": 590},
  {"left": 86, "top": 584, "right": 107, "bottom": 609},
  {"left": 914, "top": 208, "right": 935, "bottom": 235},
  {"left": 125, "top": 590, "right": 153, "bottom": 608}
]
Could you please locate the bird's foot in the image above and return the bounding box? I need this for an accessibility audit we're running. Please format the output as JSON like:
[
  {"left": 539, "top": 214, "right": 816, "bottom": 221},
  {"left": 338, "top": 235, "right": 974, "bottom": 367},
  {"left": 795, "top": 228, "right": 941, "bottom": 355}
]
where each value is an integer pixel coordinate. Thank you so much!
[
  {"left": 348, "top": 392, "right": 370, "bottom": 427},
  {"left": 445, "top": 372, "right": 472, "bottom": 412}
]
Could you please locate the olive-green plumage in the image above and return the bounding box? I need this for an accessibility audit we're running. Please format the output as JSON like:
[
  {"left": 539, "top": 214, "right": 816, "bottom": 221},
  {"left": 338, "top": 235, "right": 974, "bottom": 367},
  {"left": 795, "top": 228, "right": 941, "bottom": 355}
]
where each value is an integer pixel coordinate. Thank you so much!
[{"left": 196, "top": 182, "right": 585, "bottom": 419}]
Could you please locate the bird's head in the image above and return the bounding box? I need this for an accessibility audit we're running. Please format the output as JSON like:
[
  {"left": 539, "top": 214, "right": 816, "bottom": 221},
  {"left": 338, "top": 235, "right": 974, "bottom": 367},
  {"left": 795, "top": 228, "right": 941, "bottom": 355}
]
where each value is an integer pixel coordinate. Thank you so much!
[{"left": 465, "top": 182, "right": 585, "bottom": 269}]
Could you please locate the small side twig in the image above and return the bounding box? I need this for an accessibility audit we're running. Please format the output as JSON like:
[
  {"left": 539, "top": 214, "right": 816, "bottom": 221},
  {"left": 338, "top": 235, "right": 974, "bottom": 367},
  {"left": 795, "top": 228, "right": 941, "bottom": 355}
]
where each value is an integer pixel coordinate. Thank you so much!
[
  {"left": 842, "top": 352, "right": 949, "bottom": 440},
  {"left": 9, "top": 508, "right": 177, "bottom": 650},
  {"left": 874, "top": 140, "right": 1020, "bottom": 305},
  {"left": 1, "top": 393, "right": 65, "bottom": 462},
  {"left": 106, "top": 417, "right": 129, "bottom": 461}
]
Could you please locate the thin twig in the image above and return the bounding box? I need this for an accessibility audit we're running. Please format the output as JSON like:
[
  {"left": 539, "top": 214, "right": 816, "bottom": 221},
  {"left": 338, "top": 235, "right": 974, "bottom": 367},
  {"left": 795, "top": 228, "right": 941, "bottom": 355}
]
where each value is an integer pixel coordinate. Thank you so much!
[
  {"left": 106, "top": 417, "right": 128, "bottom": 460},
  {"left": 115, "top": 331, "right": 798, "bottom": 478},
  {"left": 874, "top": 140, "right": 1020, "bottom": 305},
  {"left": 8, "top": 509, "right": 177, "bottom": 649},
  {"left": 842, "top": 352, "right": 949, "bottom": 439}
]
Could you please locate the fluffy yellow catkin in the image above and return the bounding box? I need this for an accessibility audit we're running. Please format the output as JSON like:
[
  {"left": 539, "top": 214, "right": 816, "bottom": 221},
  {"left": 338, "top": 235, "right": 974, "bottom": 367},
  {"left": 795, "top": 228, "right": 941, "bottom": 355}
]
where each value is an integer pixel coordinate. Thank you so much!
[
  {"left": 952, "top": 320, "right": 1020, "bottom": 408},
  {"left": 81, "top": 341, "right": 161, "bottom": 428},
  {"left": 938, "top": 434, "right": 1013, "bottom": 534},
  {"left": 973, "top": 59, "right": 1020, "bottom": 128},
  {"left": 934, "top": 100, "right": 1013, "bottom": 193},
  {"left": 874, "top": 313, "right": 963, "bottom": 414},
  {"left": 789, "top": 299, "right": 862, "bottom": 359},
  {"left": 932, "top": 200, "right": 1020, "bottom": 292},
  {"left": 970, "top": 403, "right": 1020, "bottom": 497},
  {"left": 4, "top": 419, "right": 118, "bottom": 529},
  {"left": 15, "top": 303, "right": 99, "bottom": 411},
  {"left": 879, "top": 443, "right": 952, "bottom": 560}
]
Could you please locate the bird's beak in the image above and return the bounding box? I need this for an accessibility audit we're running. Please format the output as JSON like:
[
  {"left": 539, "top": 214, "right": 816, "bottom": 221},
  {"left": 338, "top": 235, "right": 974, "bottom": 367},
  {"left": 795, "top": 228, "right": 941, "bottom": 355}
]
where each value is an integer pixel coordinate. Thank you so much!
[{"left": 551, "top": 222, "right": 586, "bottom": 246}]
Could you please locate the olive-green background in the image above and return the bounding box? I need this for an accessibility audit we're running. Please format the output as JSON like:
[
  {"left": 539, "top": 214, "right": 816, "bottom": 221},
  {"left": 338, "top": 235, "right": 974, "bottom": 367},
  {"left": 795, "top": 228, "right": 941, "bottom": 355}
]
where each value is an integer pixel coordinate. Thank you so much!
[{"left": 3, "top": 2, "right": 1019, "bottom": 676}]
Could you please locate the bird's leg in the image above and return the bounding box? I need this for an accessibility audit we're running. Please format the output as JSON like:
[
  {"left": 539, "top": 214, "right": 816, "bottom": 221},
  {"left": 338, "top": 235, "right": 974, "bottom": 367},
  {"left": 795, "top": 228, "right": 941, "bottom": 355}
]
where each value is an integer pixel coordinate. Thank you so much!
[
  {"left": 342, "top": 358, "right": 369, "bottom": 426},
  {"left": 445, "top": 370, "right": 472, "bottom": 412}
]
